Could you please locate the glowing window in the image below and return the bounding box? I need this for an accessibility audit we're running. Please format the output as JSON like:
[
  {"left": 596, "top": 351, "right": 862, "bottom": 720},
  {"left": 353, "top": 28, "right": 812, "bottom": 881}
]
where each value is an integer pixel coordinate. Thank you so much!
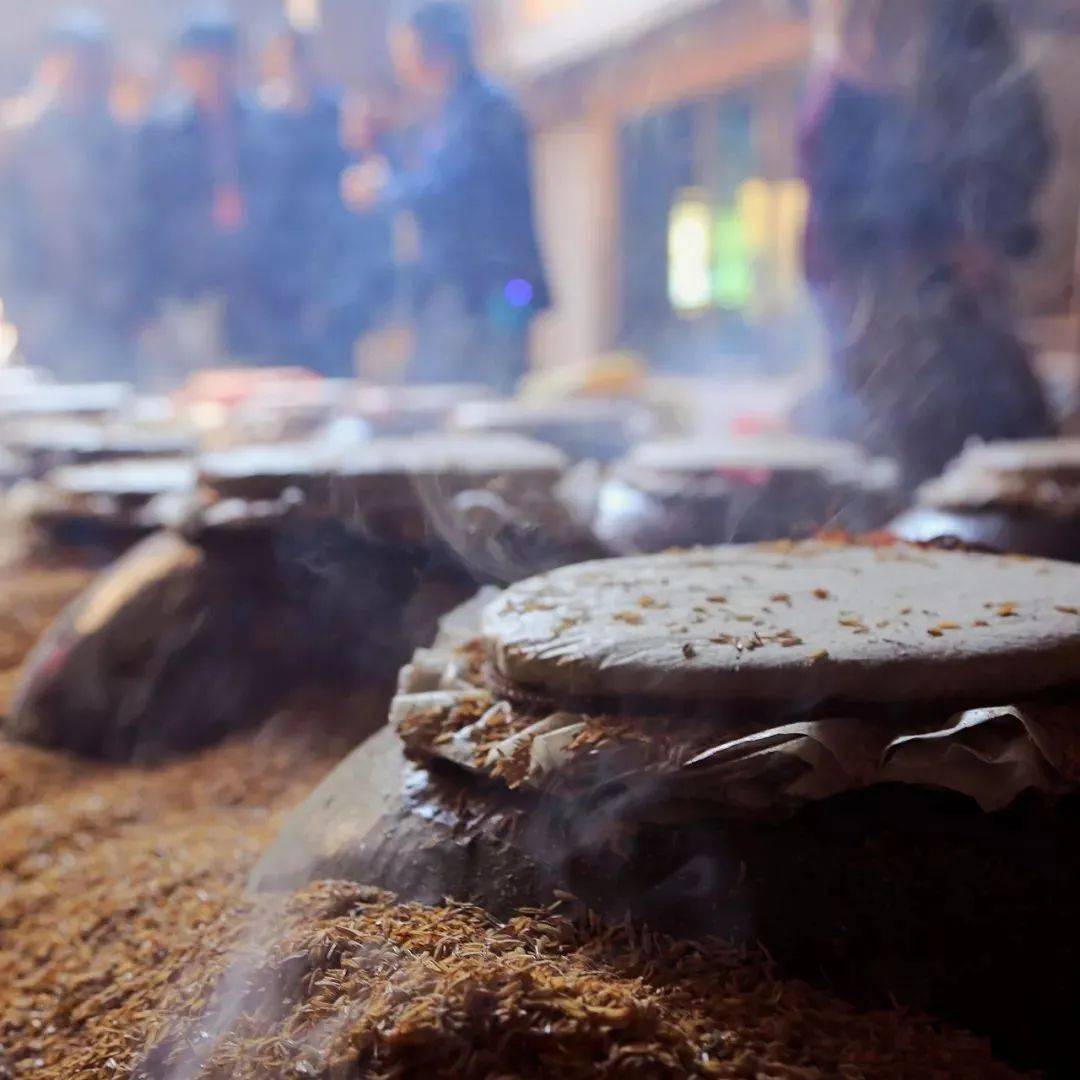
[
  {"left": 668, "top": 189, "right": 714, "bottom": 314},
  {"left": 667, "top": 179, "right": 808, "bottom": 317},
  {"left": 713, "top": 206, "right": 753, "bottom": 312},
  {"left": 286, "top": 0, "right": 322, "bottom": 31}
]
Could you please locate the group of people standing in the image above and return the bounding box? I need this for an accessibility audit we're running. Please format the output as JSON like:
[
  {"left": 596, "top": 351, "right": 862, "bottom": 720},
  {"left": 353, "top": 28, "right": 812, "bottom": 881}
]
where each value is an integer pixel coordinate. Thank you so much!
[
  {"left": 0, "top": 0, "right": 1059, "bottom": 486},
  {"left": 799, "top": 0, "right": 1056, "bottom": 486},
  {"left": 0, "top": 2, "right": 550, "bottom": 392}
]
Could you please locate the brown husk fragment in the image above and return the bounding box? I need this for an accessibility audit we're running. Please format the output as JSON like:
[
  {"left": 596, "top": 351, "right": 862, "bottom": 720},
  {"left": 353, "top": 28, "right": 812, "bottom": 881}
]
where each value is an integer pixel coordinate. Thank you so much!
[
  {"left": 0, "top": 567, "right": 1026, "bottom": 1080},
  {"left": 137, "top": 882, "right": 1019, "bottom": 1080}
]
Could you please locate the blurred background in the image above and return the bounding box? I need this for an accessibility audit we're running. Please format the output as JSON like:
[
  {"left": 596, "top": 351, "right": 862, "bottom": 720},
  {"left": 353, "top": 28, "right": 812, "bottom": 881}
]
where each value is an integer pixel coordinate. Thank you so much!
[{"left": 0, "top": 0, "right": 1073, "bottom": 387}]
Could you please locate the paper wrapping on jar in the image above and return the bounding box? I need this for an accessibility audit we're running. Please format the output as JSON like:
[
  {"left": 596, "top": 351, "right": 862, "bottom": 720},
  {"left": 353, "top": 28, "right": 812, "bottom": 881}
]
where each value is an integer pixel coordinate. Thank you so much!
[
  {"left": 683, "top": 705, "right": 1079, "bottom": 813},
  {"left": 393, "top": 609, "right": 1080, "bottom": 817}
]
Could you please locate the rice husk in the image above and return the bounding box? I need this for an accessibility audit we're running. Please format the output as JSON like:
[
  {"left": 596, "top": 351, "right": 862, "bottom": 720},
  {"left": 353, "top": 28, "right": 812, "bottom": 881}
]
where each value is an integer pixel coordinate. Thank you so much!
[
  {"left": 0, "top": 563, "right": 92, "bottom": 706},
  {"left": 0, "top": 568, "right": 1025, "bottom": 1080},
  {"left": 137, "top": 884, "right": 1021, "bottom": 1080}
]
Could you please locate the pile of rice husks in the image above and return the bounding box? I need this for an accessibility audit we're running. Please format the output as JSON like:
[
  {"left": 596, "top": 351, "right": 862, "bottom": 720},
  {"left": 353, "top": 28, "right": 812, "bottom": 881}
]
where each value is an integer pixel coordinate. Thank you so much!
[
  {"left": 0, "top": 564, "right": 92, "bottom": 707},
  {"left": 0, "top": 567, "right": 1025, "bottom": 1079}
]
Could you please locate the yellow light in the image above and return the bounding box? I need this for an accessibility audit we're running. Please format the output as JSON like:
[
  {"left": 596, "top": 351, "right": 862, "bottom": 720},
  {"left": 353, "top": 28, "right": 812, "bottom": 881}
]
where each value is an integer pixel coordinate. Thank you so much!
[
  {"left": 286, "top": 0, "right": 322, "bottom": 31},
  {"left": 775, "top": 179, "right": 810, "bottom": 301},
  {"left": 668, "top": 188, "right": 713, "bottom": 314},
  {"left": 736, "top": 178, "right": 772, "bottom": 254}
]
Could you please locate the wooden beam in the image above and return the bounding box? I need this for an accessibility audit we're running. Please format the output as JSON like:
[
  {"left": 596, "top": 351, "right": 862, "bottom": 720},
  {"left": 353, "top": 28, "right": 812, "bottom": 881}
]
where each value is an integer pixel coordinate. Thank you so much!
[
  {"left": 515, "top": 6, "right": 812, "bottom": 128},
  {"left": 587, "top": 17, "right": 811, "bottom": 120}
]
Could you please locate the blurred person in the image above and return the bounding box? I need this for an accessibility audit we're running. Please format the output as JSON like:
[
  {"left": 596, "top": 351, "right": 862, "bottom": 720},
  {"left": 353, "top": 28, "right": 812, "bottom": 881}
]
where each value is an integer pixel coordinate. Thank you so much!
[
  {"left": 0, "top": 10, "right": 142, "bottom": 381},
  {"left": 252, "top": 24, "right": 393, "bottom": 375},
  {"left": 800, "top": 0, "right": 931, "bottom": 293},
  {"left": 138, "top": 10, "right": 267, "bottom": 361},
  {"left": 342, "top": 0, "right": 550, "bottom": 394},
  {"left": 921, "top": 0, "right": 1053, "bottom": 282},
  {"left": 797, "top": 0, "right": 1053, "bottom": 488},
  {"left": 111, "top": 46, "right": 160, "bottom": 128}
]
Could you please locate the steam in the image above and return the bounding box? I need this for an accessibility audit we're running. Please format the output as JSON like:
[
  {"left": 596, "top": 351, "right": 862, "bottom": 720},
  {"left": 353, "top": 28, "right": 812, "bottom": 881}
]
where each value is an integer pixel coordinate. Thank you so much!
[
  {"left": 412, "top": 471, "right": 592, "bottom": 586},
  {"left": 150, "top": 892, "right": 294, "bottom": 1080}
]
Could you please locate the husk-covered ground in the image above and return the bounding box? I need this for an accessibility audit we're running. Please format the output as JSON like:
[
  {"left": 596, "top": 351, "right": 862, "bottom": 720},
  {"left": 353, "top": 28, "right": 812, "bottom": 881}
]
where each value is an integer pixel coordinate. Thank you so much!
[{"left": 0, "top": 565, "right": 1026, "bottom": 1079}]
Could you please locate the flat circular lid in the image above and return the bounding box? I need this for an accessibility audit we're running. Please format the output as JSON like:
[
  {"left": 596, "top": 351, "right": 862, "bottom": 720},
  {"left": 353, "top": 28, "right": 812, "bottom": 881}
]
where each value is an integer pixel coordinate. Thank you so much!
[
  {"left": 622, "top": 435, "right": 872, "bottom": 478},
  {"left": 4, "top": 420, "right": 194, "bottom": 458},
  {"left": 918, "top": 440, "right": 1080, "bottom": 513},
  {"left": 49, "top": 459, "right": 197, "bottom": 499},
  {"left": 199, "top": 442, "right": 343, "bottom": 487},
  {"left": 0, "top": 382, "right": 131, "bottom": 418},
  {"left": 355, "top": 383, "right": 494, "bottom": 415},
  {"left": 336, "top": 434, "right": 568, "bottom": 479},
  {"left": 453, "top": 398, "right": 650, "bottom": 433},
  {"left": 200, "top": 435, "right": 568, "bottom": 509},
  {"left": 483, "top": 541, "right": 1080, "bottom": 706},
  {"left": 955, "top": 440, "right": 1080, "bottom": 478}
]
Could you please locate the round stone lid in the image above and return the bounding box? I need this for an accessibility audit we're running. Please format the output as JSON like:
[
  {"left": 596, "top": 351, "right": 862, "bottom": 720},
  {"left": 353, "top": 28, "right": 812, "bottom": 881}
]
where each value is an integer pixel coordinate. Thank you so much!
[
  {"left": 49, "top": 459, "right": 197, "bottom": 499},
  {"left": 622, "top": 436, "right": 876, "bottom": 478},
  {"left": 918, "top": 440, "right": 1080, "bottom": 515},
  {"left": 335, "top": 434, "right": 568, "bottom": 480},
  {"left": 483, "top": 541, "right": 1080, "bottom": 707},
  {"left": 955, "top": 440, "right": 1080, "bottom": 480},
  {"left": 200, "top": 442, "right": 342, "bottom": 487},
  {"left": 0, "top": 382, "right": 131, "bottom": 418},
  {"left": 4, "top": 420, "right": 194, "bottom": 460},
  {"left": 199, "top": 435, "right": 570, "bottom": 525}
]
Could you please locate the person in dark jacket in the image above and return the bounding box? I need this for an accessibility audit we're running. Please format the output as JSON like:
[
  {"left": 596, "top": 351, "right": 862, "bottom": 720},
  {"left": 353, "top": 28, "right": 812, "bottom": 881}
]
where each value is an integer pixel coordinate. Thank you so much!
[
  {"left": 796, "top": 0, "right": 1053, "bottom": 488},
  {"left": 138, "top": 11, "right": 267, "bottom": 360},
  {"left": 0, "top": 10, "right": 141, "bottom": 381},
  {"left": 343, "top": 0, "right": 550, "bottom": 393},
  {"left": 253, "top": 24, "right": 393, "bottom": 375}
]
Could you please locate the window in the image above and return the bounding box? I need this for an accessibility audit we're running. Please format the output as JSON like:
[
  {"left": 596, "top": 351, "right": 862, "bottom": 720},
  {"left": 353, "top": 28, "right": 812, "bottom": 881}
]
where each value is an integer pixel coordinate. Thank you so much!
[
  {"left": 619, "top": 82, "right": 809, "bottom": 371},
  {"left": 286, "top": 0, "right": 322, "bottom": 31}
]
